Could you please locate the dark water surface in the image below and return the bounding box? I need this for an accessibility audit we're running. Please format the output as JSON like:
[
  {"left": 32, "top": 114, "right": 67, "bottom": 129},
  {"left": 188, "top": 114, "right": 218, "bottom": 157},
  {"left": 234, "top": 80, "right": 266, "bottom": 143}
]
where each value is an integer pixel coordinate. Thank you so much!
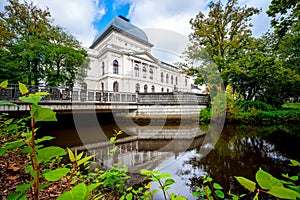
[{"left": 38, "top": 113, "right": 300, "bottom": 199}]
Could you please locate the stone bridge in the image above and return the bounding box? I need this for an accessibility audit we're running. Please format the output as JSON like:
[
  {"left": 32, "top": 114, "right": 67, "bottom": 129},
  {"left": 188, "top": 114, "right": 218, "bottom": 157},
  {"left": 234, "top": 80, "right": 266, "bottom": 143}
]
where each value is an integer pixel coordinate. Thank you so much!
[{"left": 0, "top": 86, "right": 209, "bottom": 117}]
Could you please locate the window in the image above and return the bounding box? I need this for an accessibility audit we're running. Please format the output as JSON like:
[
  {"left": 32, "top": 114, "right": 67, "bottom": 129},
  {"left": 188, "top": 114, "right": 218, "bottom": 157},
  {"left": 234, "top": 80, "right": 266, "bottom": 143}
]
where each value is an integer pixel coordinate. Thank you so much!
[
  {"left": 161, "top": 72, "right": 164, "bottom": 82},
  {"left": 135, "top": 83, "right": 140, "bottom": 93},
  {"left": 144, "top": 84, "right": 148, "bottom": 93},
  {"left": 149, "top": 68, "right": 153, "bottom": 79},
  {"left": 113, "top": 81, "right": 119, "bottom": 92},
  {"left": 142, "top": 65, "right": 147, "bottom": 78},
  {"left": 101, "top": 82, "right": 104, "bottom": 92},
  {"left": 102, "top": 62, "right": 105, "bottom": 75},
  {"left": 166, "top": 74, "right": 169, "bottom": 84},
  {"left": 171, "top": 75, "right": 173, "bottom": 85},
  {"left": 185, "top": 78, "right": 187, "bottom": 87},
  {"left": 151, "top": 85, "right": 155, "bottom": 93},
  {"left": 161, "top": 88, "right": 164, "bottom": 92},
  {"left": 175, "top": 77, "right": 178, "bottom": 85},
  {"left": 134, "top": 64, "right": 139, "bottom": 77},
  {"left": 167, "top": 89, "right": 169, "bottom": 93},
  {"left": 113, "top": 60, "right": 119, "bottom": 74}
]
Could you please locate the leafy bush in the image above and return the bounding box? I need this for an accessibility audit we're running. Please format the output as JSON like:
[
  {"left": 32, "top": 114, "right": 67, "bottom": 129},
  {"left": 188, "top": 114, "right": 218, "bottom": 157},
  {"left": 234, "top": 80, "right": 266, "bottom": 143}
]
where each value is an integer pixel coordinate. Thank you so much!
[
  {"left": 236, "top": 100, "right": 275, "bottom": 112},
  {"left": 200, "top": 108, "right": 211, "bottom": 122}
]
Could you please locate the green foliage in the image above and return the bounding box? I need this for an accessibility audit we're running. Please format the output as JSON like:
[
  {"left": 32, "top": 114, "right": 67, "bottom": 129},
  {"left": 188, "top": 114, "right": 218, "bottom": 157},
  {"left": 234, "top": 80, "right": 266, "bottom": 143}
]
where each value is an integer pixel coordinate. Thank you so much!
[
  {"left": 236, "top": 160, "right": 300, "bottom": 199},
  {"left": 58, "top": 182, "right": 100, "bottom": 200},
  {"left": 267, "top": 0, "right": 299, "bottom": 37},
  {"left": 0, "top": 0, "right": 89, "bottom": 86},
  {"left": 234, "top": 177, "right": 256, "bottom": 192},
  {"left": 283, "top": 103, "right": 300, "bottom": 110},
  {"left": 140, "top": 169, "right": 183, "bottom": 200},
  {"left": 186, "top": 0, "right": 260, "bottom": 90},
  {"left": 202, "top": 99, "right": 300, "bottom": 124},
  {"left": 236, "top": 100, "right": 274, "bottom": 112},
  {"left": 192, "top": 175, "right": 244, "bottom": 199},
  {"left": 0, "top": 82, "right": 67, "bottom": 199}
]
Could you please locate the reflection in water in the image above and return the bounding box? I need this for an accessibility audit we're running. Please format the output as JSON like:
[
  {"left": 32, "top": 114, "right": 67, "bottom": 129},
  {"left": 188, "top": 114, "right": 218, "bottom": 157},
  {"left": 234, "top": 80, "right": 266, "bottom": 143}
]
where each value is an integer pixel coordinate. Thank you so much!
[
  {"left": 176, "top": 125, "right": 300, "bottom": 199},
  {"left": 41, "top": 116, "right": 300, "bottom": 199}
]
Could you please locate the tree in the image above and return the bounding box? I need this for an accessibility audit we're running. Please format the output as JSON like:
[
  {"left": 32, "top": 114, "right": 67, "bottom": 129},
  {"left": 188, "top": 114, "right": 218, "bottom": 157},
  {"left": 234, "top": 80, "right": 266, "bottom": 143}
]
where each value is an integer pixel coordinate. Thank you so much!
[
  {"left": 267, "top": 0, "right": 299, "bottom": 37},
  {"left": 186, "top": 0, "right": 260, "bottom": 91},
  {"left": 266, "top": 1, "right": 300, "bottom": 103},
  {"left": 0, "top": 0, "right": 89, "bottom": 87},
  {"left": 43, "top": 26, "right": 89, "bottom": 87}
]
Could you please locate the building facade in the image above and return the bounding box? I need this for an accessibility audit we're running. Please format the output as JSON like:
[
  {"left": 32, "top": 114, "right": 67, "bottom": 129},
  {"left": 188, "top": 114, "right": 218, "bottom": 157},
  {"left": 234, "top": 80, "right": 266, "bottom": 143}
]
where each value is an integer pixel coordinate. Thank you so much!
[{"left": 85, "top": 16, "right": 194, "bottom": 94}]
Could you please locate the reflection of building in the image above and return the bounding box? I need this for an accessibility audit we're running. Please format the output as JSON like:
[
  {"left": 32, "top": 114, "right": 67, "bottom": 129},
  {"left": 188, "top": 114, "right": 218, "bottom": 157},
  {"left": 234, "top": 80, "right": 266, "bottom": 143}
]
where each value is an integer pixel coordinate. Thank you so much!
[
  {"left": 85, "top": 16, "right": 194, "bottom": 93},
  {"left": 75, "top": 125, "right": 205, "bottom": 172}
]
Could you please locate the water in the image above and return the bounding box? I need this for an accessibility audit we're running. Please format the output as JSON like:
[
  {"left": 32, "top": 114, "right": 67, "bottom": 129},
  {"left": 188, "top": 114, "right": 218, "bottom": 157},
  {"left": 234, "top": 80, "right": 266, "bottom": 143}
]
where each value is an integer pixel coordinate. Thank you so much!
[{"left": 38, "top": 113, "right": 300, "bottom": 199}]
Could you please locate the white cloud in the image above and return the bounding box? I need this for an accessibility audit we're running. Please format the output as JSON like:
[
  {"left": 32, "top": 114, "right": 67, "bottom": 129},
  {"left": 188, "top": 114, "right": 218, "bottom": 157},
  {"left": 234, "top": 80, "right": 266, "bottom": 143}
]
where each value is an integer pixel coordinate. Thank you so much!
[
  {"left": 120, "top": 0, "right": 271, "bottom": 62},
  {"left": 33, "top": 0, "right": 105, "bottom": 47},
  {"left": 126, "top": 0, "right": 210, "bottom": 37}
]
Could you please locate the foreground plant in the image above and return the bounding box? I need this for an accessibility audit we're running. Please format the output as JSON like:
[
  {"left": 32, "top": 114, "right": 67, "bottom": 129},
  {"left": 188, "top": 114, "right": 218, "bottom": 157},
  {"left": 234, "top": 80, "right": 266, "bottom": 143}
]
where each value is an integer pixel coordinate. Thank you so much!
[
  {"left": 1, "top": 81, "right": 99, "bottom": 199},
  {"left": 235, "top": 159, "right": 300, "bottom": 200}
]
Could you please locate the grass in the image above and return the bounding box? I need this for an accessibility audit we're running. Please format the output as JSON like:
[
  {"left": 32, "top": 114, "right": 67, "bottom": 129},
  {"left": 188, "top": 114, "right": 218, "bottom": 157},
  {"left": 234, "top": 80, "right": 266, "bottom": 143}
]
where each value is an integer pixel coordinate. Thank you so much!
[{"left": 282, "top": 103, "right": 300, "bottom": 110}]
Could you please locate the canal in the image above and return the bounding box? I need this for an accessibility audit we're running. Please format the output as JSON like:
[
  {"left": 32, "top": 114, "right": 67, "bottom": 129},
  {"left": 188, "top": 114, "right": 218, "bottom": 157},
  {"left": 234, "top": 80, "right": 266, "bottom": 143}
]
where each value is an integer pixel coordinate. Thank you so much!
[{"left": 38, "top": 113, "right": 300, "bottom": 199}]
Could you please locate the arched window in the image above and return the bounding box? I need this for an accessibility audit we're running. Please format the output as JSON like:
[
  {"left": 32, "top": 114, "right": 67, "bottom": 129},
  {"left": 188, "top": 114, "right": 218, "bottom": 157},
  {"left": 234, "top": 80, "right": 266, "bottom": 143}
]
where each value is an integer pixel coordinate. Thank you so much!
[
  {"left": 185, "top": 78, "right": 187, "bottom": 87},
  {"left": 171, "top": 75, "right": 173, "bottom": 85},
  {"left": 167, "top": 88, "right": 169, "bottom": 93},
  {"left": 161, "top": 72, "right": 164, "bottom": 82},
  {"left": 102, "top": 62, "right": 105, "bottom": 75},
  {"left": 142, "top": 65, "right": 147, "bottom": 78},
  {"left": 113, "top": 60, "right": 119, "bottom": 74},
  {"left": 101, "top": 82, "right": 104, "bottom": 92},
  {"left": 149, "top": 68, "right": 153, "bottom": 79},
  {"left": 175, "top": 77, "right": 178, "bottom": 85},
  {"left": 151, "top": 85, "right": 155, "bottom": 93},
  {"left": 134, "top": 64, "right": 139, "bottom": 77},
  {"left": 136, "top": 83, "right": 140, "bottom": 93},
  {"left": 81, "top": 83, "right": 87, "bottom": 90},
  {"left": 144, "top": 84, "right": 148, "bottom": 93},
  {"left": 113, "top": 81, "right": 119, "bottom": 92},
  {"left": 161, "top": 88, "right": 164, "bottom": 92},
  {"left": 166, "top": 74, "right": 169, "bottom": 84}
]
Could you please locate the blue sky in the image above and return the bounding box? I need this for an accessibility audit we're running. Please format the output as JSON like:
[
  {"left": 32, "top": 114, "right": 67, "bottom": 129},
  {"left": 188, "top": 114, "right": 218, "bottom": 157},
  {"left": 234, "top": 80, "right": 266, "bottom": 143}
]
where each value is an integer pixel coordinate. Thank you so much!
[{"left": 0, "top": 0, "right": 271, "bottom": 49}]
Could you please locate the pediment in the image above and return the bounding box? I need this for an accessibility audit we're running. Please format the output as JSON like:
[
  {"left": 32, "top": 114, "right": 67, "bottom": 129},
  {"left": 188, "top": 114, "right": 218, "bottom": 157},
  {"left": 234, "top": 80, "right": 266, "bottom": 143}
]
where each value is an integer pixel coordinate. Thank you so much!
[{"left": 128, "top": 51, "right": 160, "bottom": 64}]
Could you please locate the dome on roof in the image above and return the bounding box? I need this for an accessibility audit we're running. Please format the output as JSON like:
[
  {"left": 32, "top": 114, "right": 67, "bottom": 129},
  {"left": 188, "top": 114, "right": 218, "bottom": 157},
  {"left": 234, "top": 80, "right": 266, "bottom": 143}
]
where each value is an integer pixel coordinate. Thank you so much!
[{"left": 91, "top": 16, "right": 151, "bottom": 48}]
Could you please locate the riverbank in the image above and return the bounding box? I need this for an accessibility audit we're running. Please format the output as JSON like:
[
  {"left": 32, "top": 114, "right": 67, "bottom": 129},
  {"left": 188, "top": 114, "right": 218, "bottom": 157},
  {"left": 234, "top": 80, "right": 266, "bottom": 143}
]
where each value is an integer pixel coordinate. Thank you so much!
[{"left": 200, "top": 102, "right": 300, "bottom": 124}]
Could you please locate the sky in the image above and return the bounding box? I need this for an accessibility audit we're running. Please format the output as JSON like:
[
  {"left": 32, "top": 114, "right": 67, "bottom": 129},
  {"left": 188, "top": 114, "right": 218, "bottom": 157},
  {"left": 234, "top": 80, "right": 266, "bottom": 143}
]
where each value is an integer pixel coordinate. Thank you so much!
[{"left": 0, "top": 0, "right": 271, "bottom": 60}]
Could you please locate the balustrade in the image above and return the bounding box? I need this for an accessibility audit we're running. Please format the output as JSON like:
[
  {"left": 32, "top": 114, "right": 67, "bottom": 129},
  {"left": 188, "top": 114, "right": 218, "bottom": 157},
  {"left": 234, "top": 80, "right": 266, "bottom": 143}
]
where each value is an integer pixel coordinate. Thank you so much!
[{"left": 0, "top": 85, "right": 209, "bottom": 104}]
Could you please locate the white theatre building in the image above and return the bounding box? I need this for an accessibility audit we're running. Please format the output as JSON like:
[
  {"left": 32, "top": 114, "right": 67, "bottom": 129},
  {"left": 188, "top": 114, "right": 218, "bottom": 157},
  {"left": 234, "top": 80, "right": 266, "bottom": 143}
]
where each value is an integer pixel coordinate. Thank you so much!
[{"left": 85, "top": 16, "right": 195, "bottom": 94}]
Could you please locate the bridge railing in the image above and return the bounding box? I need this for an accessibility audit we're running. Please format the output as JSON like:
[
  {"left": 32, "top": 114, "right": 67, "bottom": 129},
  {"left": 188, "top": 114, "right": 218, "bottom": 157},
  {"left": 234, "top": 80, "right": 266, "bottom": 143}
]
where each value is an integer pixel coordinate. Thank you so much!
[
  {"left": 0, "top": 85, "right": 209, "bottom": 104},
  {"left": 137, "top": 92, "right": 209, "bottom": 104},
  {"left": 0, "top": 85, "right": 137, "bottom": 103}
]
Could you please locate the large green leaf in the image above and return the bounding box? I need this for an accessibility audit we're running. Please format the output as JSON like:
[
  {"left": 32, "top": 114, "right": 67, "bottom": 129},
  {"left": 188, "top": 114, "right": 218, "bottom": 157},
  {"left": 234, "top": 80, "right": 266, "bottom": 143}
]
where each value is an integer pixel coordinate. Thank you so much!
[
  {"left": 37, "top": 146, "right": 66, "bottom": 163},
  {"left": 19, "top": 96, "right": 42, "bottom": 105},
  {"left": 30, "top": 104, "right": 57, "bottom": 122},
  {"left": 44, "top": 168, "right": 70, "bottom": 181},
  {"left": 77, "top": 155, "right": 94, "bottom": 166},
  {"left": 268, "top": 186, "right": 300, "bottom": 199},
  {"left": 18, "top": 82, "right": 28, "bottom": 95},
  {"left": 5, "top": 140, "right": 25, "bottom": 150},
  {"left": 57, "top": 183, "right": 88, "bottom": 200},
  {"left": 0, "top": 148, "right": 6, "bottom": 156},
  {"left": 256, "top": 168, "right": 283, "bottom": 190},
  {"left": 7, "top": 193, "right": 26, "bottom": 200},
  {"left": 0, "top": 80, "right": 8, "bottom": 88},
  {"left": 235, "top": 176, "right": 256, "bottom": 192},
  {"left": 35, "top": 136, "right": 54, "bottom": 144}
]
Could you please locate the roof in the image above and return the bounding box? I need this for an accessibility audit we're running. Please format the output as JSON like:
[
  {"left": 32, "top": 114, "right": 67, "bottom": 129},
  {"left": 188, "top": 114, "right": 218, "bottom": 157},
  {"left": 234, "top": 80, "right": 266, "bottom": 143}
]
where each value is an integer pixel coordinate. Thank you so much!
[{"left": 90, "top": 16, "right": 153, "bottom": 49}]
